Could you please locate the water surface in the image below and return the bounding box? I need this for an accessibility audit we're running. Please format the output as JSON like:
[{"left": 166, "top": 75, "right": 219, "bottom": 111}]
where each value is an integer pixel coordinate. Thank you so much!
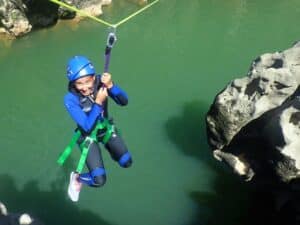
[{"left": 0, "top": 0, "right": 300, "bottom": 224}]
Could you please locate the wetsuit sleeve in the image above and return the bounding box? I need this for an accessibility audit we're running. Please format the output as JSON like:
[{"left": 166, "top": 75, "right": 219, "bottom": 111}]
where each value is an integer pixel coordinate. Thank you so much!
[
  {"left": 108, "top": 84, "right": 128, "bottom": 106},
  {"left": 64, "top": 93, "right": 104, "bottom": 133}
]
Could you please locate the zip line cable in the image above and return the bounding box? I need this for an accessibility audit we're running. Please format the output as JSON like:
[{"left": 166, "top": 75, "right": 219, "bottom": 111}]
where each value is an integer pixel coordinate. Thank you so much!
[
  {"left": 50, "top": 0, "right": 114, "bottom": 27},
  {"left": 50, "top": 0, "right": 159, "bottom": 28},
  {"left": 114, "top": 0, "right": 159, "bottom": 27}
]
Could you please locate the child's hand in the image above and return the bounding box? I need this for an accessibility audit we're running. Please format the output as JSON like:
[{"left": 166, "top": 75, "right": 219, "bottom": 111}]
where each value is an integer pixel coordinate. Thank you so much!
[
  {"left": 101, "top": 72, "right": 113, "bottom": 89},
  {"left": 95, "top": 87, "right": 108, "bottom": 105}
]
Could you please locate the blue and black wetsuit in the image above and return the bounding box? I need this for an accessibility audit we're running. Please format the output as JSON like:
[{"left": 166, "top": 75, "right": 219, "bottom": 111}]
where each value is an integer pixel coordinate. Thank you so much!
[{"left": 64, "top": 75, "right": 132, "bottom": 187}]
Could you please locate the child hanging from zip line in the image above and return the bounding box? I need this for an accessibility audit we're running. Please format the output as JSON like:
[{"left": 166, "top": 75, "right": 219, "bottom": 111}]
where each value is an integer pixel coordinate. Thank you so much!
[{"left": 63, "top": 55, "right": 133, "bottom": 202}]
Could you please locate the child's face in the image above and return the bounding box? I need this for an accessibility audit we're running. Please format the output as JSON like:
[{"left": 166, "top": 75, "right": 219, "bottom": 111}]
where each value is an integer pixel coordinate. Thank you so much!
[{"left": 74, "top": 75, "right": 95, "bottom": 96}]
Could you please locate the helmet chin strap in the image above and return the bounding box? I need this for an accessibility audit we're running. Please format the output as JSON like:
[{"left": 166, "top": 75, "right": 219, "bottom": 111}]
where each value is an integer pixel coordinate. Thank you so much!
[{"left": 87, "top": 95, "right": 95, "bottom": 103}]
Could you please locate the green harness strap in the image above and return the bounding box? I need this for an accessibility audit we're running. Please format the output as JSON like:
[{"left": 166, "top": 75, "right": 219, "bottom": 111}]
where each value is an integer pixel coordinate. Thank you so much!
[
  {"left": 57, "top": 130, "right": 81, "bottom": 165},
  {"left": 57, "top": 119, "right": 114, "bottom": 173}
]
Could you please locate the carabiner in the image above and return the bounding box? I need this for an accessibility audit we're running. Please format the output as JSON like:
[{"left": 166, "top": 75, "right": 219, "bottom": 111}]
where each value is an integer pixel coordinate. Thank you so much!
[{"left": 106, "top": 27, "right": 117, "bottom": 48}]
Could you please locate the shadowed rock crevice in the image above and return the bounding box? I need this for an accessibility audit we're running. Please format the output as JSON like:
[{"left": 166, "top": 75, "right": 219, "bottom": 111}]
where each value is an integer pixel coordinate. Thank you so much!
[
  {"left": 23, "top": 0, "right": 59, "bottom": 28},
  {"left": 269, "top": 58, "right": 284, "bottom": 69}
]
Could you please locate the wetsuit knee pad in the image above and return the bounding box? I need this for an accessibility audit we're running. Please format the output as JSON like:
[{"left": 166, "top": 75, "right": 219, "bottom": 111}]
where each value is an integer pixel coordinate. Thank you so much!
[
  {"left": 91, "top": 167, "right": 106, "bottom": 187},
  {"left": 118, "top": 152, "right": 132, "bottom": 168},
  {"left": 93, "top": 175, "right": 106, "bottom": 187},
  {"left": 79, "top": 167, "right": 106, "bottom": 187}
]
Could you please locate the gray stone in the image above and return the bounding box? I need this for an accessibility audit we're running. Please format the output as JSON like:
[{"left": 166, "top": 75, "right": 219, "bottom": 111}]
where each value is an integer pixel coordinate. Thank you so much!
[
  {"left": 0, "top": 0, "right": 112, "bottom": 38},
  {"left": 0, "top": 202, "right": 43, "bottom": 225},
  {"left": 0, "top": 0, "right": 32, "bottom": 36},
  {"left": 206, "top": 41, "right": 300, "bottom": 183}
]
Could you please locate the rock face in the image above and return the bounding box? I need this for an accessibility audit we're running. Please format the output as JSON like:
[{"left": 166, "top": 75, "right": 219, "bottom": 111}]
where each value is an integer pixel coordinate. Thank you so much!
[
  {"left": 206, "top": 41, "right": 300, "bottom": 183},
  {"left": 0, "top": 0, "right": 111, "bottom": 38},
  {"left": 206, "top": 41, "right": 300, "bottom": 224},
  {"left": 0, "top": 202, "right": 43, "bottom": 225},
  {"left": 0, "top": 0, "right": 32, "bottom": 37},
  {"left": 68, "top": 0, "right": 111, "bottom": 16}
]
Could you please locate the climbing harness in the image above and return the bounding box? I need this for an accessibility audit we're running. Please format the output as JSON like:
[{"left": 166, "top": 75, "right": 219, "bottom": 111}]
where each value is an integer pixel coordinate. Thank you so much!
[{"left": 57, "top": 118, "right": 114, "bottom": 173}]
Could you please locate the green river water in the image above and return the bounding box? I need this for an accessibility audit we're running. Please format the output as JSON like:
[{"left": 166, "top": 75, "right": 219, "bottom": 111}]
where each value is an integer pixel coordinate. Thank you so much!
[{"left": 0, "top": 0, "right": 300, "bottom": 225}]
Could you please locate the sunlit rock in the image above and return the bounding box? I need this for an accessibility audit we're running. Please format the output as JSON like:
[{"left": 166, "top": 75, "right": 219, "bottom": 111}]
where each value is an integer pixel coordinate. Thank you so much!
[
  {"left": 19, "top": 213, "right": 33, "bottom": 225},
  {"left": 206, "top": 41, "right": 300, "bottom": 183},
  {"left": 0, "top": 202, "right": 43, "bottom": 225},
  {"left": 59, "top": 0, "right": 111, "bottom": 18},
  {"left": 0, "top": 202, "right": 8, "bottom": 216},
  {"left": 0, "top": 0, "right": 113, "bottom": 38},
  {"left": 0, "top": 0, "right": 32, "bottom": 37}
]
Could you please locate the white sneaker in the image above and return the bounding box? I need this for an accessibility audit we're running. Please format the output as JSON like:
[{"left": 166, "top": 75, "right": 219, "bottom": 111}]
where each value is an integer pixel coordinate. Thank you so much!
[{"left": 68, "top": 172, "right": 82, "bottom": 202}]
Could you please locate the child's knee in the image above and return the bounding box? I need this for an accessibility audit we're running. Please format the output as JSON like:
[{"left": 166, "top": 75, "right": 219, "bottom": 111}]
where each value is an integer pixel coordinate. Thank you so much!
[
  {"left": 118, "top": 152, "right": 132, "bottom": 168},
  {"left": 93, "top": 175, "right": 106, "bottom": 187},
  {"left": 91, "top": 167, "right": 106, "bottom": 187}
]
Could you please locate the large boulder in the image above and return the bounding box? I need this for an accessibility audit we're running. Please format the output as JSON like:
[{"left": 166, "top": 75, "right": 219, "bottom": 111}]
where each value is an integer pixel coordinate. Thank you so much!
[
  {"left": 0, "top": 0, "right": 32, "bottom": 37},
  {"left": 206, "top": 41, "right": 300, "bottom": 183},
  {"left": 206, "top": 41, "right": 300, "bottom": 224},
  {"left": 0, "top": 0, "right": 111, "bottom": 38}
]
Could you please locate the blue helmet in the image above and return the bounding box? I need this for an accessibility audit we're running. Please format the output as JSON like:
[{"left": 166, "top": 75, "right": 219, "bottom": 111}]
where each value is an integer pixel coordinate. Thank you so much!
[{"left": 66, "top": 55, "right": 95, "bottom": 82}]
